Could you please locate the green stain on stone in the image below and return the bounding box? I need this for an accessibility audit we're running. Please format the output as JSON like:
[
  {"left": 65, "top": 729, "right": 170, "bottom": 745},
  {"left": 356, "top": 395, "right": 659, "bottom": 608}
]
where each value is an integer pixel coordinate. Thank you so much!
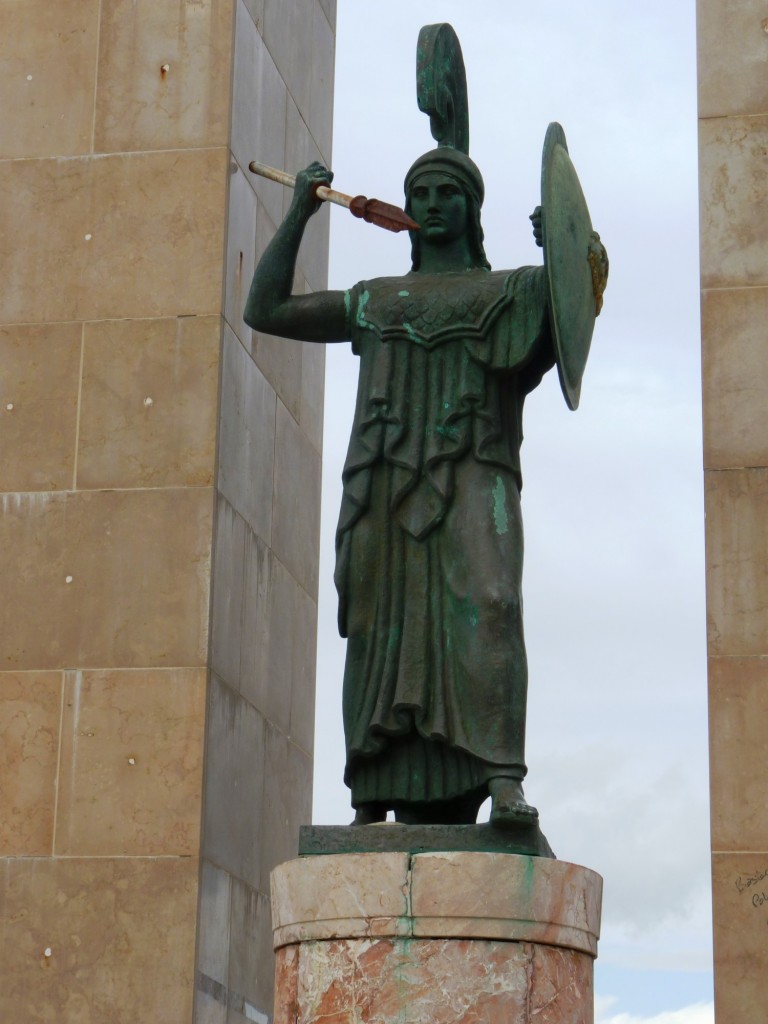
[
  {"left": 522, "top": 853, "right": 535, "bottom": 896},
  {"left": 492, "top": 475, "right": 509, "bottom": 535},
  {"left": 436, "top": 422, "right": 459, "bottom": 441},
  {"left": 456, "top": 593, "right": 479, "bottom": 628},
  {"left": 398, "top": 289, "right": 410, "bottom": 297},
  {"left": 356, "top": 289, "right": 370, "bottom": 327},
  {"left": 402, "top": 321, "right": 419, "bottom": 343}
]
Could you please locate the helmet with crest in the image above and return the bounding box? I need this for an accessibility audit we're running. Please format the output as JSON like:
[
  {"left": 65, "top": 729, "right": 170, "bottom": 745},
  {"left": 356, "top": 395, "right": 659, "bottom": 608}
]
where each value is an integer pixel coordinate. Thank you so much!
[{"left": 405, "top": 24, "right": 490, "bottom": 270}]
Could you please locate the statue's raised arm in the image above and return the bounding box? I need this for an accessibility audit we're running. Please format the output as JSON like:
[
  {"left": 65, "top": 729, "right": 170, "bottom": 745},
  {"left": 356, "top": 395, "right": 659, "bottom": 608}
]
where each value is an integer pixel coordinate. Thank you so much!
[{"left": 243, "top": 162, "right": 348, "bottom": 342}]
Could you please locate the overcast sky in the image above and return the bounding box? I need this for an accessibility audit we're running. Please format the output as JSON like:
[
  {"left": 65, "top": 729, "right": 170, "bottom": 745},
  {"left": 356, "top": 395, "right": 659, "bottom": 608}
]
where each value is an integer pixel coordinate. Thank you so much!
[{"left": 311, "top": 4, "right": 710, "bottom": 1022}]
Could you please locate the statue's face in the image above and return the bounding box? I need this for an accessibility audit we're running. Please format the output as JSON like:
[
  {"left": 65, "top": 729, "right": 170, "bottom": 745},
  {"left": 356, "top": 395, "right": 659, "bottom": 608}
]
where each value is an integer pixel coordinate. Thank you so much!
[{"left": 408, "top": 173, "right": 468, "bottom": 244}]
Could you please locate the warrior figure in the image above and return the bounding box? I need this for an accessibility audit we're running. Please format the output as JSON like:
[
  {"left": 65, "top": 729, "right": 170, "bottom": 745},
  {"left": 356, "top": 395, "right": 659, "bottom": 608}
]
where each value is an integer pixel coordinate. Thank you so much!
[{"left": 244, "top": 25, "right": 608, "bottom": 830}]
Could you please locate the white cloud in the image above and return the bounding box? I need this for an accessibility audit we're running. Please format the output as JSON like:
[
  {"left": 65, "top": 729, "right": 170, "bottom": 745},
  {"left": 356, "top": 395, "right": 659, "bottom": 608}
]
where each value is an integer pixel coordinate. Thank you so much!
[{"left": 596, "top": 996, "right": 714, "bottom": 1024}]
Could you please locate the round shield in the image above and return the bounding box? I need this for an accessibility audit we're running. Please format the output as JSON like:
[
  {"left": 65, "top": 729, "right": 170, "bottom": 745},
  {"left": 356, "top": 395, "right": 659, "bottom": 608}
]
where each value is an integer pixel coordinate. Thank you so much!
[{"left": 541, "top": 122, "right": 597, "bottom": 410}]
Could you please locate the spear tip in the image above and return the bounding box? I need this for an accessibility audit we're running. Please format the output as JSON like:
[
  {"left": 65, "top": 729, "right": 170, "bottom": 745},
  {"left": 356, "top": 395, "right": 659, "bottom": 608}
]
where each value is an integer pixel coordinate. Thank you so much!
[{"left": 349, "top": 195, "right": 420, "bottom": 234}]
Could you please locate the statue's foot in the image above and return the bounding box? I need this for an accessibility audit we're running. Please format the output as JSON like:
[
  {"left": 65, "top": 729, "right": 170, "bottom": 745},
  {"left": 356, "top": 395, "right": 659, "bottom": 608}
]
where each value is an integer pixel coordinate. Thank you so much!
[
  {"left": 489, "top": 777, "right": 538, "bottom": 829},
  {"left": 351, "top": 803, "right": 387, "bottom": 826}
]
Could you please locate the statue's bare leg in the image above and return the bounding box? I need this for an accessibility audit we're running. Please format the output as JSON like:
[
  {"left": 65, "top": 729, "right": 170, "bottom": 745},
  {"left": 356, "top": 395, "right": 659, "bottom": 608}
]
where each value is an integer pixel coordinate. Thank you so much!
[
  {"left": 488, "top": 777, "right": 538, "bottom": 828},
  {"left": 352, "top": 802, "right": 387, "bottom": 825}
]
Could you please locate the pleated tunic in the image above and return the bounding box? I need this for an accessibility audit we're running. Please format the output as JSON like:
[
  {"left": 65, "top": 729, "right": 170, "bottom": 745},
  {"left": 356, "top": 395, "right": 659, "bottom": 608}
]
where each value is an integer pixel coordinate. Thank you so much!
[{"left": 336, "top": 265, "right": 554, "bottom": 809}]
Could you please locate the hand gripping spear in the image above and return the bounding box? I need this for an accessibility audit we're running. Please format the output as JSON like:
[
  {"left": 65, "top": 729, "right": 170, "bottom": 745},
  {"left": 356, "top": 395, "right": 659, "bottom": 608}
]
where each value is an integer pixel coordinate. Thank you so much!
[{"left": 248, "top": 161, "right": 419, "bottom": 234}]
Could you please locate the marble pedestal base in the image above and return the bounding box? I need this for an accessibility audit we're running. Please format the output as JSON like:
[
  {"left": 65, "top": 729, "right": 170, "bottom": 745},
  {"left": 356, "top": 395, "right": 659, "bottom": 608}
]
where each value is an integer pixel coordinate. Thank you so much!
[{"left": 270, "top": 851, "right": 602, "bottom": 1024}]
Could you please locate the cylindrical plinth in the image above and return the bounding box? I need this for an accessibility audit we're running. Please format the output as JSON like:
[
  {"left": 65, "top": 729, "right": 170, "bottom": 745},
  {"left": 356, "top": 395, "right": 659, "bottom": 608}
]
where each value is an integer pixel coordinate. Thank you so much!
[{"left": 271, "top": 851, "right": 602, "bottom": 1024}]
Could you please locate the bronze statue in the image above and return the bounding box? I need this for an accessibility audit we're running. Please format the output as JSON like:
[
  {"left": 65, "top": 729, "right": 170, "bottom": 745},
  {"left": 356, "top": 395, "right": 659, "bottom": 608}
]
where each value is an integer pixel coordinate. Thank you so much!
[{"left": 245, "top": 24, "right": 608, "bottom": 831}]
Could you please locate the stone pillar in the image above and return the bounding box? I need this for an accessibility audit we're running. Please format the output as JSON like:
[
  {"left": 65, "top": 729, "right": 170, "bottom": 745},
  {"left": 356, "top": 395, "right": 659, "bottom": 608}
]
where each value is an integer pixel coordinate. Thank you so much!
[
  {"left": 0, "top": 2, "right": 335, "bottom": 1022},
  {"left": 195, "top": 3, "right": 334, "bottom": 1021},
  {"left": 270, "top": 853, "right": 602, "bottom": 1024},
  {"left": 697, "top": 3, "right": 768, "bottom": 1020}
]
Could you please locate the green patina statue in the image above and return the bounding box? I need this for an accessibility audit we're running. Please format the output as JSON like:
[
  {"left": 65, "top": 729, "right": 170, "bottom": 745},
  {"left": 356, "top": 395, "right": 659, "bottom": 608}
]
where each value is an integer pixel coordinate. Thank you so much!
[{"left": 245, "top": 25, "right": 608, "bottom": 834}]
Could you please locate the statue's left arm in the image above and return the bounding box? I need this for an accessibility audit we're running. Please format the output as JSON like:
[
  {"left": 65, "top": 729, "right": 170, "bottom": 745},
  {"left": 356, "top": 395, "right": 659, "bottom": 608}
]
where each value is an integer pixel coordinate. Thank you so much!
[
  {"left": 519, "top": 204, "right": 608, "bottom": 406},
  {"left": 532, "top": 204, "right": 609, "bottom": 313},
  {"left": 468, "top": 260, "right": 554, "bottom": 384},
  {"left": 470, "top": 202, "right": 605, "bottom": 394}
]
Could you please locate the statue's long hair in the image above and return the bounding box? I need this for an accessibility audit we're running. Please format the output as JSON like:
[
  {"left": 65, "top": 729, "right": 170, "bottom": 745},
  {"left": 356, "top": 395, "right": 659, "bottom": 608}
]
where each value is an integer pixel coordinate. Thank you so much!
[{"left": 405, "top": 185, "right": 491, "bottom": 272}]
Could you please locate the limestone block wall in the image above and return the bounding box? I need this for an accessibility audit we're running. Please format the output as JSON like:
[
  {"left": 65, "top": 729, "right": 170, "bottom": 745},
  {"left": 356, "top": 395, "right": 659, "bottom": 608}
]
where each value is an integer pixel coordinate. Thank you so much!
[
  {"left": 196, "top": 2, "right": 333, "bottom": 1022},
  {"left": 697, "top": 2, "right": 768, "bottom": 1019},
  {"left": 0, "top": 2, "right": 334, "bottom": 1022}
]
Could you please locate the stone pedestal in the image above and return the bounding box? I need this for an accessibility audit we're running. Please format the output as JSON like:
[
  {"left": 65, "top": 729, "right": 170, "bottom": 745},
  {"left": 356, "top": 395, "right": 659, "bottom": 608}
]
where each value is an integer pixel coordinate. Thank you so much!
[{"left": 270, "top": 851, "right": 602, "bottom": 1024}]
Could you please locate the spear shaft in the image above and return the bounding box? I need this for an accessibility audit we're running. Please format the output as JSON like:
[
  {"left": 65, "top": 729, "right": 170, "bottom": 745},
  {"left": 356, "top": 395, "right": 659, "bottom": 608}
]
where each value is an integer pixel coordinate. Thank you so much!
[{"left": 248, "top": 161, "right": 419, "bottom": 234}]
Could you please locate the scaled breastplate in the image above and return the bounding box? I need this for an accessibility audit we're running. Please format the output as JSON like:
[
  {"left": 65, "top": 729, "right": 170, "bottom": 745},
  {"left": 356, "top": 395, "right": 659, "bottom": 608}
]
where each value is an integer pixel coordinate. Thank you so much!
[{"left": 352, "top": 270, "right": 512, "bottom": 349}]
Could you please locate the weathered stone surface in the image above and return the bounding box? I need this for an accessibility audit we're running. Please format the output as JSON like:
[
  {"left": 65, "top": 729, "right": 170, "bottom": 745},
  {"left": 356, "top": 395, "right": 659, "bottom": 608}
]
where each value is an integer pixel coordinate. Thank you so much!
[
  {"left": 232, "top": 0, "right": 287, "bottom": 226},
  {"left": 0, "top": 323, "right": 81, "bottom": 492},
  {"left": 0, "top": 0, "right": 100, "bottom": 159},
  {"left": 259, "top": 723, "right": 313, "bottom": 894},
  {"left": 197, "top": 861, "right": 232, "bottom": 988},
  {"left": 78, "top": 315, "right": 220, "bottom": 489},
  {"left": 55, "top": 668, "right": 206, "bottom": 856},
  {"left": 271, "top": 851, "right": 601, "bottom": 956},
  {"left": 271, "top": 852, "right": 600, "bottom": 1022},
  {"left": 701, "top": 286, "right": 768, "bottom": 471},
  {"left": 698, "top": 0, "right": 768, "bottom": 1019},
  {"left": 411, "top": 852, "right": 601, "bottom": 955},
  {"left": 712, "top": 852, "right": 768, "bottom": 1024},
  {"left": 272, "top": 399, "right": 321, "bottom": 598},
  {"left": 705, "top": 468, "right": 768, "bottom": 657},
  {"left": 228, "top": 879, "right": 275, "bottom": 1020},
  {"left": 697, "top": 0, "right": 768, "bottom": 118},
  {"left": 217, "top": 324, "right": 276, "bottom": 542},
  {"left": 271, "top": 853, "right": 411, "bottom": 947},
  {"left": 709, "top": 657, "right": 768, "bottom": 852},
  {"left": 224, "top": 162, "right": 259, "bottom": 348},
  {"left": 699, "top": 114, "right": 768, "bottom": 290},
  {"left": 0, "top": 672, "right": 62, "bottom": 855},
  {"left": 0, "top": 856, "right": 198, "bottom": 1024},
  {"left": 0, "top": 488, "right": 212, "bottom": 671},
  {"left": 94, "top": 0, "right": 233, "bottom": 152},
  {"left": 202, "top": 676, "right": 267, "bottom": 890},
  {"left": 0, "top": 149, "right": 227, "bottom": 325},
  {"left": 274, "top": 937, "right": 593, "bottom": 1024}
]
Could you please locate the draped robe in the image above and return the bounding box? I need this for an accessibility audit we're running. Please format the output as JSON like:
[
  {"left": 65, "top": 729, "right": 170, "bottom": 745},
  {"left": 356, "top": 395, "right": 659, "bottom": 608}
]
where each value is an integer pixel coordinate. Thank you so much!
[{"left": 335, "top": 266, "right": 555, "bottom": 809}]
